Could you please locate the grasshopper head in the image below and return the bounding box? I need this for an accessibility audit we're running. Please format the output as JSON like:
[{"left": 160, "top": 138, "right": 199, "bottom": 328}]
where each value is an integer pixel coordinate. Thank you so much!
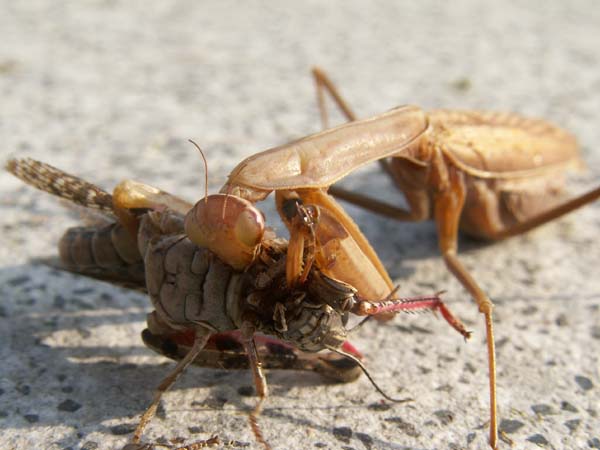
[
  {"left": 184, "top": 194, "right": 265, "bottom": 270},
  {"left": 272, "top": 271, "right": 357, "bottom": 353}
]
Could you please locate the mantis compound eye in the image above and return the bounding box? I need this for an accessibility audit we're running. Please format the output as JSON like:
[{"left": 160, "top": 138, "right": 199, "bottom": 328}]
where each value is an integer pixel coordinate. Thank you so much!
[
  {"left": 185, "top": 194, "right": 265, "bottom": 270},
  {"left": 280, "top": 196, "right": 303, "bottom": 221}
]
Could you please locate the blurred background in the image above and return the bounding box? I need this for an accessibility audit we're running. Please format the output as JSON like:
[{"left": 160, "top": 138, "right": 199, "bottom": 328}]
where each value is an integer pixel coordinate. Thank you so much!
[{"left": 1, "top": 2, "right": 599, "bottom": 449}]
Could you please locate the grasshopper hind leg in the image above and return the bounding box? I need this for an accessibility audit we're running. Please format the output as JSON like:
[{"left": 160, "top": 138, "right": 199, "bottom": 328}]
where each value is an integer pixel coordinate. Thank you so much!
[
  {"left": 129, "top": 328, "right": 212, "bottom": 447},
  {"left": 6, "top": 158, "right": 114, "bottom": 212}
]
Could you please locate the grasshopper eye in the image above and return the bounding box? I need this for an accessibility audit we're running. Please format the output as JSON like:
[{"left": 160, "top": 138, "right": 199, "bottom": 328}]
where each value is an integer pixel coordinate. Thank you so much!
[{"left": 185, "top": 194, "right": 265, "bottom": 270}]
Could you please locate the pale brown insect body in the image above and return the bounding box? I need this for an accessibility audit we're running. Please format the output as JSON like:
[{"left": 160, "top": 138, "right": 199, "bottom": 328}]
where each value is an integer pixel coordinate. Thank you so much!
[
  {"left": 221, "top": 68, "right": 600, "bottom": 449},
  {"left": 363, "top": 108, "right": 583, "bottom": 239}
]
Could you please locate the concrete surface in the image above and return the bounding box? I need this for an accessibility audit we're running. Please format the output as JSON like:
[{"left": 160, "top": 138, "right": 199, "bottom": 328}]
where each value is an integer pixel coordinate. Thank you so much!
[{"left": 1, "top": 1, "right": 599, "bottom": 449}]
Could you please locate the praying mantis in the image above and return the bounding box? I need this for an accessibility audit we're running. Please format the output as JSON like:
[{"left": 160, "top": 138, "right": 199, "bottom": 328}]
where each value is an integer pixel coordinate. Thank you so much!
[{"left": 220, "top": 68, "right": 600, "bottom": 449}]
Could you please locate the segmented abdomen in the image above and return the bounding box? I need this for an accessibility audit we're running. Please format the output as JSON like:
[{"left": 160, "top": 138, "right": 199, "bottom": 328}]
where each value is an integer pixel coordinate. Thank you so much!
[
  {"left": 139, "top": 215, "right": 244, "bottom": 333},
  {"left": 59, "top": 222, "right": 145, "bottom": 285}
]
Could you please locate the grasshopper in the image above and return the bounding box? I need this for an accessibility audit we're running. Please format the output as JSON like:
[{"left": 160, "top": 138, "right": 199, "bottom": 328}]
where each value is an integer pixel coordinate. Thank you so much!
[
  {"left": 7, "top": 157, "right": 467, "bottom": 449},
  {"left": 219, "top": 68, "right": 600, "bottom": 449}
]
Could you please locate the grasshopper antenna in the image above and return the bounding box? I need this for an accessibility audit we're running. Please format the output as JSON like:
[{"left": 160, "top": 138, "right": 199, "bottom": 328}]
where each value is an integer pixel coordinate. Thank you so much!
[
  {"left": 325, "top": 345, "right": 413, "bottom": 404},
  {"left": 190, "top": 138, "right": 232, "bottom": 220},
  {"left": 347, "top": 316, "right": 372, "bottom": 332},
  {"left": 188, "top": 139, "right": 209, "bottom": 206}
]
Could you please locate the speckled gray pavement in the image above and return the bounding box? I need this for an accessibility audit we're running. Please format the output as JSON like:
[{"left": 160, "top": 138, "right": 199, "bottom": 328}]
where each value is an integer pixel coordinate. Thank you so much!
[{"left": 1, "top": 2, "right": 599, "bottom": 450}]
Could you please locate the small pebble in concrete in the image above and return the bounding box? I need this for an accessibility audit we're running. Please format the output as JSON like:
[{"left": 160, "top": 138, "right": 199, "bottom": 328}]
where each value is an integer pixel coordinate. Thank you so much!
[
  {"left": 495, "top": 337, "right": 510, "bottom": 348},
  {"left": 367, "top": 402, "right": 390, "bottom": 411},
  {"left": 355, "top": 432, "right": 373, "bottom": 450},
  {"left": 561, "top": 400, "right": 578, "bottom": 412},
  {"left": 418, "top": 365, "right": 432, "bottom": 374},
  {"left": 555, "top": 313, "right": 568, "bottom": 326},
  {"left": 58, "top": 399, "right": 81, "bottom": 412},
  {"left": 531, "top": 404, "right": 555, "bottom": 416},
  {"left": 575, "top": 375, "right": 593, "bottom": 391},
  {"left": 8, "top": 275, "right": 29, "bottom": 286},
  {"left": 451, "top": 77, "right": 472, "bottom": 92},
  {"left": 521, "top": 305, "right": 538, "bottom": 315},
  {"left": 73, "top": 287, "right": 94, "bottom": 295},
  {"left": 499, "top": 419, "right": 525, "bottom": 433},
  {"left": 527, "top": 434, "right": 549, "bottom": 446},
  {"left": 384, "top": 416, "right": 420, "bottom": 437},
  {"left": 23, "top": 414, "right": 39, "bottom": 423},
  {"left": 53, "top": 295, "right": 66, "bottom": 308},
  {"left": 565, "top": 419, "right": 581, "bottom": 433},
  {"left": 588, "top": 438, "right": 600, "bottom": 449},
  {"left": 464, "top": 362, "right": 477, "bottom": 374},
  {"left": 16, "top": 384, "right": 30, "bottom": 395},
  {"left": 237, "top": 385, "right": 254, "bottom": 396},
  {"left": 332, "top": 426, "right": 353, "bottom": 444},
  {"left": 433, "top": 409, "right": 454, "bottom": 425},
  {"left": 80, "top": 442, "right": 99, "bottom": 450},
  {"left": 110, "top": 423, "right": 136, "bottom": 435}
]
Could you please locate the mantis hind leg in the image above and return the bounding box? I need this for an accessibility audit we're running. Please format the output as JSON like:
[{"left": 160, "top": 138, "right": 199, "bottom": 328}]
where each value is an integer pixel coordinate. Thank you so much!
[
  {"left": 311, "top": 67, "right": 358, "bottom": 128},
  {"left": 310, "top": 69, "right": 421, "bottom": 221},
  {"left": 310, "top": 68, "right": 402, "bottom": 178},
  {"left": 486, "top": 185, "right": 600, "bottom": 240},
  {"left": 433, "top": 168, "right": 498, "bottom": 450},
  {"left": 328, "top": 183, "right": 429, "bottom": 222}
]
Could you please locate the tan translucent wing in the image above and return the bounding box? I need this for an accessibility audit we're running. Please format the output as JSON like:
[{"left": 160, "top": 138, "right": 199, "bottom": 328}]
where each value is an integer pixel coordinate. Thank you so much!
[
  {"left": 427, "top": 110, "right": 582, "bottom": 178},
  {"left": 225, "top": 105, "right": 428, "bottom": 192}
]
